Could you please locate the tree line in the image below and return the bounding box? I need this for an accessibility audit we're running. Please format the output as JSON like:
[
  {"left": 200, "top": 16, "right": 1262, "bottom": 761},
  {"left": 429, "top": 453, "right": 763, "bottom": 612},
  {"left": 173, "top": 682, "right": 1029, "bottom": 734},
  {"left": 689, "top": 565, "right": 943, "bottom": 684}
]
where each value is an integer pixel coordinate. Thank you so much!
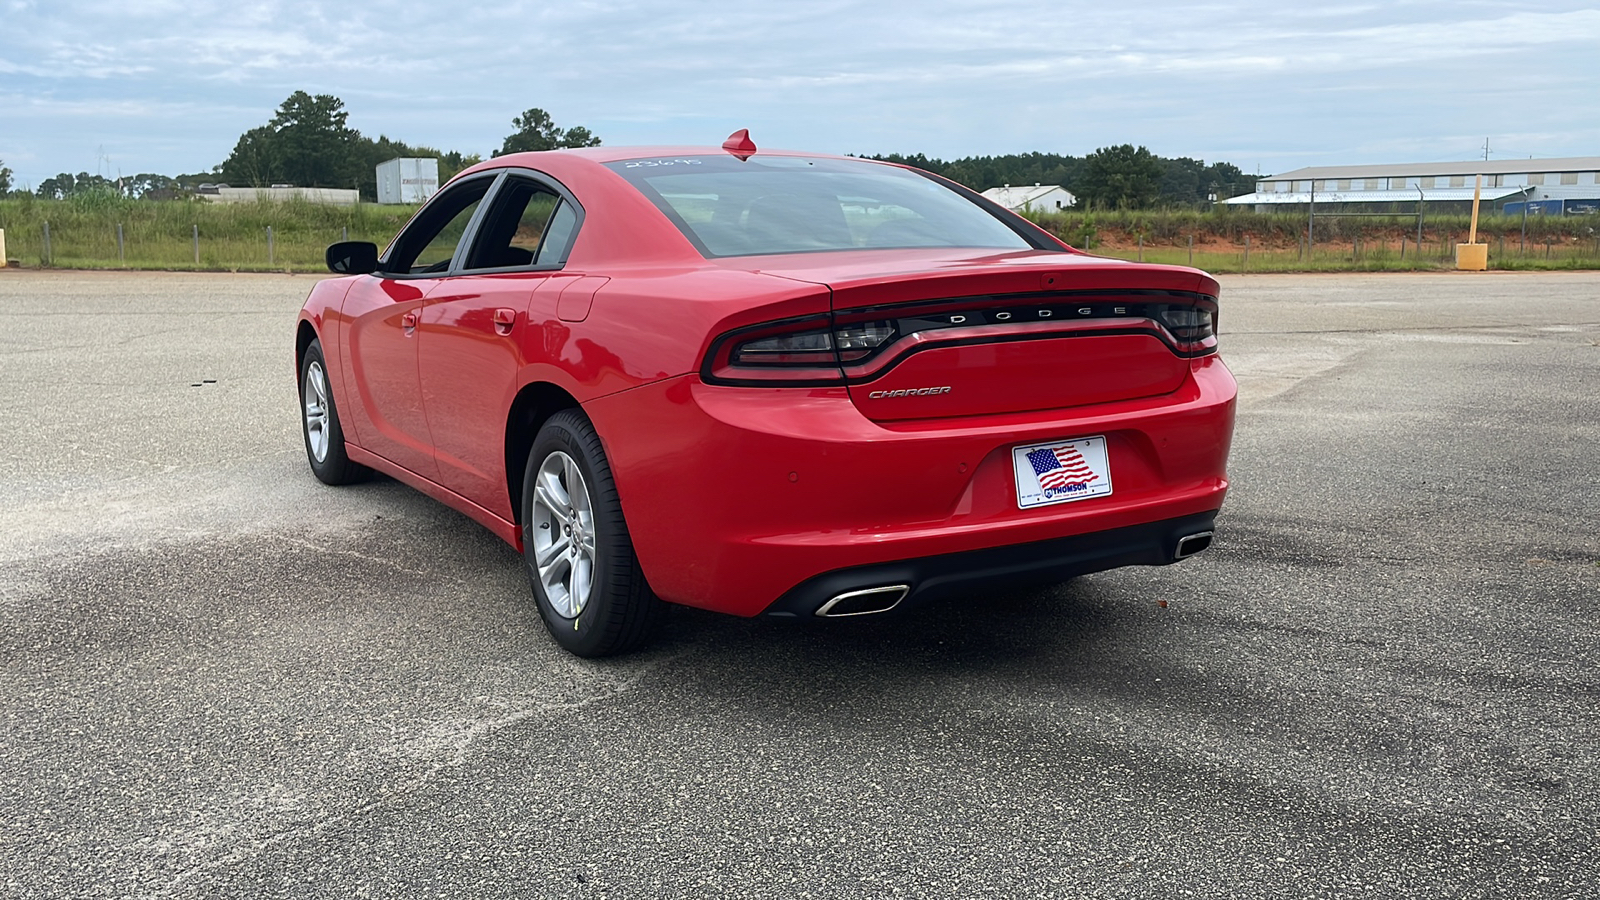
[
  {"left": 5, "top": 91, "right": 1262, "bottom": 207},
  {"left": 14, "top": 92, "right": 602, "bottom": 202}
]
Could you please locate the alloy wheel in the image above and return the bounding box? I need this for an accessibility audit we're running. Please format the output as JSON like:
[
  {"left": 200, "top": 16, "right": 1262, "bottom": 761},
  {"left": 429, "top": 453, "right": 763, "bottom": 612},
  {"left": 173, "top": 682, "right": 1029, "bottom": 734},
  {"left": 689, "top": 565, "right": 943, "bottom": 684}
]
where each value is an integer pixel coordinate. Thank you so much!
[
  {"left": 303, "top": 360, "right": 331, "bottom": 463},
  {"left": 530, "top": 450, "right": 596, "bottom": 618}
]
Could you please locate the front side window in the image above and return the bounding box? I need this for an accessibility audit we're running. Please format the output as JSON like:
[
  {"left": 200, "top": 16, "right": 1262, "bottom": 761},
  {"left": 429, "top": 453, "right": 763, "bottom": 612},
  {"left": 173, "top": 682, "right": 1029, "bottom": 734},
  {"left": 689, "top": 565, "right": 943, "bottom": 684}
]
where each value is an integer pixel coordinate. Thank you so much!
[
  {"left": 605, "top": 155, "right": 1037, "bottom": 258},
  {"left": 385, "top": 177, "right": 493, "bottom": 274}
]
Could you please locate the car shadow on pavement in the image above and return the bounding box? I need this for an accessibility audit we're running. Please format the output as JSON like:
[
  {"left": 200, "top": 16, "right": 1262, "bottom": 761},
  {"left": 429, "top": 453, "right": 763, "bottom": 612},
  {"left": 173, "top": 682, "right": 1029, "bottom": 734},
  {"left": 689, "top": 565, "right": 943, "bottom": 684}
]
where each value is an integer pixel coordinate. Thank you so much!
[
  {"left": 629, "top": 573, "right": 1266, "bottom": 724},
  {"left": 295, "top": 481, "right": 1270, "bottom": 725}
]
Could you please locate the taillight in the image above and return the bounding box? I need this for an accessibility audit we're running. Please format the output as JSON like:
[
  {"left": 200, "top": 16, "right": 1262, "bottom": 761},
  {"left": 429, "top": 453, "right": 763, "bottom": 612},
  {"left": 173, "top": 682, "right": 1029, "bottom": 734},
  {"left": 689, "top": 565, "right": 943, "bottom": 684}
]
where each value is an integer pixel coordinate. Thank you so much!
[
  {"left": 731, "top": 323, "right": 895, "bottom": 364},
  {"left": 733, "top": 330, "right": 837, "bottom": 366},
  {"left": 702, "top": 295, "right": 1217, "bottom": 386},
  {"left": 831, "top": 322, "right": 896, "bottom": 360},
  {"left": 1153, "top": 301, "right": 1218, "bottom": 355},
  {"left": 706, "top": 318, "right": 898, "bottom": 385}
]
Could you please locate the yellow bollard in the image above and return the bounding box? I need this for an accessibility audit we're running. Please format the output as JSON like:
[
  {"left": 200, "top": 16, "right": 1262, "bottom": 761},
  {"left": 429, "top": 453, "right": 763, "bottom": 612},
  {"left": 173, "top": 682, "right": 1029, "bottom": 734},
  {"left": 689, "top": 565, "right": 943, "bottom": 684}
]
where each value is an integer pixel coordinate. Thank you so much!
[
  {"left": 1456, "top": 174, "right": 1487, "bottom": 270},
  {"left": 0, "top": 228, "right": 7, "bottom": 267}
]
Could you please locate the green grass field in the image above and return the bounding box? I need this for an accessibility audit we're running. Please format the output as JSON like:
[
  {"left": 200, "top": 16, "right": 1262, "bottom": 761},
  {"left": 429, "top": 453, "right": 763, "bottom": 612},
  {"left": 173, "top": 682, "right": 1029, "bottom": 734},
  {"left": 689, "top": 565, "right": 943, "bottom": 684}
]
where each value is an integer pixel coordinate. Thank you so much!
[
  {"left": 1083, "top": 240, "right": 1600, "bottom": 274},
  {"left": 1027, "top": 208, "right": 1600, "bottom": 273},
  {"left": 0, "top": 195, "right": 422, "bottom": 272},
  {"left": 3, "top": 195, "right": 1597, "bottom": 273}
]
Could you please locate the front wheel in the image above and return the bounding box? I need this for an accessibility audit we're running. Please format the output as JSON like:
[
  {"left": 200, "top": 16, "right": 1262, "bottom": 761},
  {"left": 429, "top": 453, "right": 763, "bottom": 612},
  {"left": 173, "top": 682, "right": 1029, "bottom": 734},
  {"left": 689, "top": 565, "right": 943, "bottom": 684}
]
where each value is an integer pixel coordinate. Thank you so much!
[
  {"left": 299, "top": 338, "right": 369, "bottom": 485},
  {"left": 522, "top": 410, "right": 662, "bottom": 657}
]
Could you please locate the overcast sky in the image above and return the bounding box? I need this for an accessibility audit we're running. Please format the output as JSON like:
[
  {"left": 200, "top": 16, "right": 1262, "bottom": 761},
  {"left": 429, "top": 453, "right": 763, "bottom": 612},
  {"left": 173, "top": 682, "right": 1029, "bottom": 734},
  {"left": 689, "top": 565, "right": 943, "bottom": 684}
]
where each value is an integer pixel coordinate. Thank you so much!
[{"left": 2, "top": 0, "right": 1597, "bottom": 188}]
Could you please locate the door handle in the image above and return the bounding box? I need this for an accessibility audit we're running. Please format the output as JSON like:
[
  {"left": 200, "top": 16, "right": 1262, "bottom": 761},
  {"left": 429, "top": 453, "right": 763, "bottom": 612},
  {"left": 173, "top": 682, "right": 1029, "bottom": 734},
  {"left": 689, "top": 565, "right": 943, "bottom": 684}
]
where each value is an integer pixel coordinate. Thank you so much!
[
  {"left": 401, "top": 311, "right": 419, "bottom": 332},
  {"left": 493, "top": 308, "right": 517, "bottom": 335}
]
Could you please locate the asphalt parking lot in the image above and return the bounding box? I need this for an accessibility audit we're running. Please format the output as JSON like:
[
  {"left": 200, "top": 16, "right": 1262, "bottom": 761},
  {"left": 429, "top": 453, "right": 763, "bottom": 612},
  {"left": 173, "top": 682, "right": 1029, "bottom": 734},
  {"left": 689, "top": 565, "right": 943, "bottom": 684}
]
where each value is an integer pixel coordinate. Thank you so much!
[{"left": 2, "top": 269, "right": 1597, "bottom": 899}]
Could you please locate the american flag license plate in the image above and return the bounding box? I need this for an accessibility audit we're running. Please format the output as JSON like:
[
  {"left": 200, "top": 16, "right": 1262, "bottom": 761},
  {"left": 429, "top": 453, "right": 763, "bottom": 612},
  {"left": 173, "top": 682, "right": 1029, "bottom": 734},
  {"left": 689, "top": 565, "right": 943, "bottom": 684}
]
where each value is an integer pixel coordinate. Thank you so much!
[{"left": 1012, "top": 436, "right": 1113, "bottom": 509}]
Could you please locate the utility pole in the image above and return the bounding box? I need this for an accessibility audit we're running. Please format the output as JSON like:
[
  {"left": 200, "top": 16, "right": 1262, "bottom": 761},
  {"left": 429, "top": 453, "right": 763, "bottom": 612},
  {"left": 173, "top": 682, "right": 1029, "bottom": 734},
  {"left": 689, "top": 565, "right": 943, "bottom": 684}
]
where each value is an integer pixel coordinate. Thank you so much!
[{"left": 1483, "top": 138, "right": 1491, "bottom": 161}]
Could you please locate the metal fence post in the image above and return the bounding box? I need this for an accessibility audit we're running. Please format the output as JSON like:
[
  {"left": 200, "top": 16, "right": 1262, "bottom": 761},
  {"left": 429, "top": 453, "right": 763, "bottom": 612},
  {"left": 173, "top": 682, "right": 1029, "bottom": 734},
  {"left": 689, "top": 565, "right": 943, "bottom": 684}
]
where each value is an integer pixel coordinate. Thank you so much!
[
  {"left": 1307, "top": 185, "right": 1315, "bottom": 257},
  {"left": 267, "top": 226, "right": 275, "bottom": 266},
  {"left": 1136, "top": 234, "right": 1142, "bottom": 262},
  {"left": 1187, "top": 234, "right": 1193, "bottom": 265},
  {"left": 116, "top": 224, "right": 125, "bottom": 264},
  {"left": 193, "top": 225, "right": 199, "bottom": 265},
  {"left": 1243, "top": 235, "right": 1250, "bottom": 270},
  {"left": 1415, "top": 187, "right": 1425, "bottom": 253},
  {"left": 43, "top": 221, "right": 53, "bottom": 265}
]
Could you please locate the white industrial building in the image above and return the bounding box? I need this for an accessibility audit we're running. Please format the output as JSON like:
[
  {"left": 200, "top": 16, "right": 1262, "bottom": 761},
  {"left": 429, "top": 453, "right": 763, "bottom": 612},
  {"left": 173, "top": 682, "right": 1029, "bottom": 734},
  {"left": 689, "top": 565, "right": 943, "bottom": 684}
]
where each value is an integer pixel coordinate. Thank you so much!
[
  {"left": 1224, "top": 157, "right": 1600, "bottom": 215},
  {"left": 981, "top": 183, "right": 1076, "bottom": 213},
  {"left": 376, "top": 158, "right": 440, "bottom": 205}
]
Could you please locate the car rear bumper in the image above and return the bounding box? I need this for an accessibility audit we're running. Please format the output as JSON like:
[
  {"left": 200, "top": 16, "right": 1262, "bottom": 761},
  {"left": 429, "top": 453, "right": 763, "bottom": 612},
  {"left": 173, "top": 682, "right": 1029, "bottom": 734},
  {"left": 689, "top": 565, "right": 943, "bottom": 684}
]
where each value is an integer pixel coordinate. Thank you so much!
[
  {"left": 584, "top": 356, "right": 1235, "bottom": 617},
  {"left": 761, "top": 510, "right": 1218, "bottom": 618}
]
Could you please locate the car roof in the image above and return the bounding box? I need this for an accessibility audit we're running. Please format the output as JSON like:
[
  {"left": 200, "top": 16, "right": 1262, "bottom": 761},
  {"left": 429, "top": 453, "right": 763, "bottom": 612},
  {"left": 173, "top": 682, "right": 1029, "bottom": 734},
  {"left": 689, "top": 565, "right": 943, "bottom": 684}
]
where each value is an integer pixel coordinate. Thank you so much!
[
  {"left": 519, "top": 145, "right": 856, "bottom": 164},
  {"left": 460, "top": 145, "right": 866, "bottom": 180}
]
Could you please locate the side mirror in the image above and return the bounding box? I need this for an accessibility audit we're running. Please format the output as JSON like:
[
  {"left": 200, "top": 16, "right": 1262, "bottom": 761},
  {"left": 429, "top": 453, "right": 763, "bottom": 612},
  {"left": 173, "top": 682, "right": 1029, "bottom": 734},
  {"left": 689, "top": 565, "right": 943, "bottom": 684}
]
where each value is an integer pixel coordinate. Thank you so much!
[{"left": 326, "top": 241, "right": 379, "bottom": 275}]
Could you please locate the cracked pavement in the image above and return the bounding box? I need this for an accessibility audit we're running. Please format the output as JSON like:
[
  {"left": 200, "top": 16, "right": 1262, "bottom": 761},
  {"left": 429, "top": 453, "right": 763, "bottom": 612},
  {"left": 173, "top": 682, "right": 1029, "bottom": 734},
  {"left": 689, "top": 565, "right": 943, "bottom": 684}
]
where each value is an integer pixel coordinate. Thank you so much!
[{"left": 2, "top": 269, "right": 1598, "bottom": 898}]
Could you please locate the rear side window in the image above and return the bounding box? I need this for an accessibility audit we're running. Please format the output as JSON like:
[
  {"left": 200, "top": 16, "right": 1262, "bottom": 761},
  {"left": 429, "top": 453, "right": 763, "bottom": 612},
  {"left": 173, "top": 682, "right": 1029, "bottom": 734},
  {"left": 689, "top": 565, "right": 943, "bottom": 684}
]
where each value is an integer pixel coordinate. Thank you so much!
[
  {"left": 538, "top": 202, "right": 579, "bottom": 266},
  {"left": 464, "top": 177, "right": 579, "bottom": 270},
  {"left": 605, "top": 155, "right": 1037, "bottom": 258}
]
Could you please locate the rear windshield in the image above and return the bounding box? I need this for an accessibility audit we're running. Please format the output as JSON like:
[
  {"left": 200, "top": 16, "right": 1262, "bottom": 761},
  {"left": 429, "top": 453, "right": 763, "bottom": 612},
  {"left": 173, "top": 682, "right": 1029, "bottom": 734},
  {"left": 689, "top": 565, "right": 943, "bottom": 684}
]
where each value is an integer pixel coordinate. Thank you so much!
[{"left": 604, "top": 155, "right": 1038, "bottom": 258}]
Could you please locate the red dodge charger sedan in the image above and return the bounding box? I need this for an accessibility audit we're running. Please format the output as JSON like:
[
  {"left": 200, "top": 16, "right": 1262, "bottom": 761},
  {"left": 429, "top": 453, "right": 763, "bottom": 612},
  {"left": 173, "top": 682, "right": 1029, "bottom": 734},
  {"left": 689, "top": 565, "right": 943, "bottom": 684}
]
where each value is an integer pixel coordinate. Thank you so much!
[{"left": 296, "top": 133, "right": 1236, "bottom": 656}]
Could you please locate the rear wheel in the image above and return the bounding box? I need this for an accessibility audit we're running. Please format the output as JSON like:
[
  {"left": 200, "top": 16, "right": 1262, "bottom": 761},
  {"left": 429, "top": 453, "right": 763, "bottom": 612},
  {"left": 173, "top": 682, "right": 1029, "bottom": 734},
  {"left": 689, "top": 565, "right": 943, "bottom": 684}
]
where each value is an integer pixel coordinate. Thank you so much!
[
  {"left": 299, "top": 339, "right": 369, "bottom": 485},
  {"left": 522, "top": 410, "right": 662, "bottom": 657}
]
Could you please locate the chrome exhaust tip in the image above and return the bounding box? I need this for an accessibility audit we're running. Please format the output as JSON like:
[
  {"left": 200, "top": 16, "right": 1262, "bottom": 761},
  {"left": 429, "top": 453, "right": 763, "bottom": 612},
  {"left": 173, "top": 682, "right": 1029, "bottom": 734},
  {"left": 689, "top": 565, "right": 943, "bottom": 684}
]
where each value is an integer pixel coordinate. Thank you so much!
[
  {"left": 1174, "top": 531, "right": 1214, "bottom": 560},
  {"left": 815, "top": 585, "right": 910, "bottom": 618}
]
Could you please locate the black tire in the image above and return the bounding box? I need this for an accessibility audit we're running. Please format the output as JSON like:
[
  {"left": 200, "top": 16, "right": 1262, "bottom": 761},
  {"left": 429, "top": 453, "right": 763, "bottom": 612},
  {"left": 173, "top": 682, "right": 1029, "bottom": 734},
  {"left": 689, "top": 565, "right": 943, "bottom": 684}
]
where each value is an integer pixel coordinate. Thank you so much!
[
  {"left": 521, "top": 409, "right": 662, "bottom": 657},
  {"left": 298, "top": 338, "right": 369, "bottom": 485}
]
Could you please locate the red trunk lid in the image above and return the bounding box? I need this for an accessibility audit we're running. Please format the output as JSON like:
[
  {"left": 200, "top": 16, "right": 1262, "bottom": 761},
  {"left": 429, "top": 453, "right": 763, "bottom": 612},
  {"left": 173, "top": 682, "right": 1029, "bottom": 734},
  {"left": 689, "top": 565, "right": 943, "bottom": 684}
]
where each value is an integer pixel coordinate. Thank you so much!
[{"left": 743, "top": 249, "right": 1216, "bottom": 422}]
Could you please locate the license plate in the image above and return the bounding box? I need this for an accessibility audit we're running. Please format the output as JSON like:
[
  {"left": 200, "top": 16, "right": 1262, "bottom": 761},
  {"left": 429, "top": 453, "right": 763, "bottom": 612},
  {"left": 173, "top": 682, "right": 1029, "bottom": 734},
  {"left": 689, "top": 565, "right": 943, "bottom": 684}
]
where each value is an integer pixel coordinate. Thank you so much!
[{"left": 1012, "top": 436, "right": 1113, "bottom": 509}]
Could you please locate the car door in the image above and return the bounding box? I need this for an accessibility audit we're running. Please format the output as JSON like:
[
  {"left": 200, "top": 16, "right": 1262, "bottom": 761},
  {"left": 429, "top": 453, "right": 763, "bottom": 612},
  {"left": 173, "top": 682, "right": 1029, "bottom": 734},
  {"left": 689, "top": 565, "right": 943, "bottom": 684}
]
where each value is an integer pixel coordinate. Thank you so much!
[
  {"left": 418, "top": 172, "right": 585, "bottom": 517},
  {"left": 340, "top": 174, "right": 497, "bottom": 479}
]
